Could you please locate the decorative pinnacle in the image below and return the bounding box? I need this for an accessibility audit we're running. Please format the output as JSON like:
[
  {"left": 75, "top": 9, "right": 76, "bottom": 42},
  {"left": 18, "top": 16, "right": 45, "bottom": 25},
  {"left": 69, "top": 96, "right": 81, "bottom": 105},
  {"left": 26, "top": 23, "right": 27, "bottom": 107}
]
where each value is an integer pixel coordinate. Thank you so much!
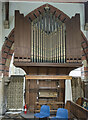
[{"left": 45, "top": 4, "right": 50, "bottom": 10}]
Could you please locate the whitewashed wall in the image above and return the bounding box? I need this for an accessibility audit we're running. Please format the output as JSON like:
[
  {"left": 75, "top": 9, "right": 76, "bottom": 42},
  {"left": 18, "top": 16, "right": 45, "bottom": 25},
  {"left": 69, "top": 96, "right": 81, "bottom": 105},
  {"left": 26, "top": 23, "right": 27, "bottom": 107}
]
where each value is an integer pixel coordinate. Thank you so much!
[{"left": 0, "top": 2, "right": 3, "bottom": 51}]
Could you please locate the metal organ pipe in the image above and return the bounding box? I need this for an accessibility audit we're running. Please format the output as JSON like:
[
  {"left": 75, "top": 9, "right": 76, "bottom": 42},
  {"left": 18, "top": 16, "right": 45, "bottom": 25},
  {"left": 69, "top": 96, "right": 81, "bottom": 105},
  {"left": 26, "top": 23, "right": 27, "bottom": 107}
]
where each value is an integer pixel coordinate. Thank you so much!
[{"left": 31, "top": 11, "right": 66, "bottom": 63}]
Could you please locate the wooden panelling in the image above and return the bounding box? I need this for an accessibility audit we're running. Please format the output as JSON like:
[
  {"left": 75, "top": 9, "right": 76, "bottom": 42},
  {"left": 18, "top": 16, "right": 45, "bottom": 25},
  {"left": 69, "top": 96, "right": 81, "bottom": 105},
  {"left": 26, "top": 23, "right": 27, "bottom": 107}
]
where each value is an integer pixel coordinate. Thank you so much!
[
  {"left": 25, "top": 68, "right": 66, "bottom": 112},
  {"left": 29, "top": 79, "right": 37, "bottom": 89},
  {"left": 48, "top": 68, "right": 57, "bottom": 75},
  {"left": 34, "top": 102, "right": 64, "bottom": 115},
  {"left": 28, "top": 67, "right": 38, "bottom": 75},
  {"left": 26, "top": 79, "right": 65, "bottom": 112},
  {"left": 66, "top": 14, "right": 82, "bottom": 61},
  {"left": 14, "top": 62, "right": 82, "bottom": 68},
  {"left": 39, "top": 80, "right": 56, "bottom": 88},
  {"left": 29, "top": 92, "right": 37, "bottom": 112},
  {"left": 38, "top": 67, "right": 47, "bottom": 75},
  {"left": 15, "top": 11, "right": 31, "bottom": 58}
]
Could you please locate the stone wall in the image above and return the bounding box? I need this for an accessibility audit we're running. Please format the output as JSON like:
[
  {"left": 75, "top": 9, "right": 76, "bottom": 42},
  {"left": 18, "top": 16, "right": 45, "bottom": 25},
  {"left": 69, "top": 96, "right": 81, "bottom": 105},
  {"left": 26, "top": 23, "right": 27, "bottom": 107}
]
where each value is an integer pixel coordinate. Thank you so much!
[
  {"left": 71, "top": 77, "right": 84, "bottom": 102},
  {"left": 7, "top": 76, "right": 24, "bottom": 110}
]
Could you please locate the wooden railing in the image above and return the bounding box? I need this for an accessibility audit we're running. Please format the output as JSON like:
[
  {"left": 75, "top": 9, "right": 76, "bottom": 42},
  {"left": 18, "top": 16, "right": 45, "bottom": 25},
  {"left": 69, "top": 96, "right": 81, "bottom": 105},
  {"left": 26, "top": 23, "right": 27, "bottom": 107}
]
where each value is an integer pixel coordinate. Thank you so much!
[{"left": 65, "top": 100, "right": 88, "bottom": 119}]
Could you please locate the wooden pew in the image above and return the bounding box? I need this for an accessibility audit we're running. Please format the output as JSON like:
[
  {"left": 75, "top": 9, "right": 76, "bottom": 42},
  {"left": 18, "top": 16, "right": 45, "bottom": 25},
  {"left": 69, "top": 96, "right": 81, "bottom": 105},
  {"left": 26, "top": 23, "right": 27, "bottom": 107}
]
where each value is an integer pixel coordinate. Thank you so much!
[
  {"left": 76, "top": 97, "right": 88, "bottom": 106},
  {"left": 65, "top": 100, "right": 88, "bottom": 119}
]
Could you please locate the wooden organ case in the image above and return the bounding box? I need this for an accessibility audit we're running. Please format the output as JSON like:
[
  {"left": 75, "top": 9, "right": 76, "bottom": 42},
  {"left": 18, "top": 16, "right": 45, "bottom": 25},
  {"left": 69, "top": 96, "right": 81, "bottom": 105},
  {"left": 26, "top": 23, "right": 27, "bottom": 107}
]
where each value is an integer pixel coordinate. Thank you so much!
[{"left": 14, "top": 4, "right": 82, "bottom": 113}]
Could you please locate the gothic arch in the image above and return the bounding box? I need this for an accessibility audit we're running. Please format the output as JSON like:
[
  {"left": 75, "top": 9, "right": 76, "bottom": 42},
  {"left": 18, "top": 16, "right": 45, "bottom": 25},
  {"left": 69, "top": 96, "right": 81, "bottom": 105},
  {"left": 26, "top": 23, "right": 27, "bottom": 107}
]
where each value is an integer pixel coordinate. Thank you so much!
[
  {"left": 25, "top": 4, "right": 70, "bottom": 23},
  {"left": 0, "top": 29, "right": 14, "bottom": 76}
]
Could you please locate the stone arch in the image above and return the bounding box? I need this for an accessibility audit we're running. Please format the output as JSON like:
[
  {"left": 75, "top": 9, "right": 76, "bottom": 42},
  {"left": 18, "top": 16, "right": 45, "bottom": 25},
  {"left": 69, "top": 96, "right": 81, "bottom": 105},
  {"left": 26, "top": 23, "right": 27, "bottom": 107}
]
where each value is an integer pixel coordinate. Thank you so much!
[
  {"left": 0, "top": 29, "right": 14, "bottom": 76},
  {"left": 25, "top": 4, "right": 70, "bottom": 23}
]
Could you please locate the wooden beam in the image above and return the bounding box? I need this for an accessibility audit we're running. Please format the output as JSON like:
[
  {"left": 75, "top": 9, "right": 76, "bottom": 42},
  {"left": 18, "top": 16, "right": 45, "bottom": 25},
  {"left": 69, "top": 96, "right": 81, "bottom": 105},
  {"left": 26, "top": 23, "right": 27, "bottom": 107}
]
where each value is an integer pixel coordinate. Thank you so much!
[
  {"left": 4, "top": 2, "right": 9, "bottom": 29},
  {"left": 5, "top": 2, "right": 9, "bottom": 21},
  {"left": 14, "top": 62, "right": 82, "bottom": 67},
  {"left": 25, "top": 75, "right": 72, "bottom": 80}
]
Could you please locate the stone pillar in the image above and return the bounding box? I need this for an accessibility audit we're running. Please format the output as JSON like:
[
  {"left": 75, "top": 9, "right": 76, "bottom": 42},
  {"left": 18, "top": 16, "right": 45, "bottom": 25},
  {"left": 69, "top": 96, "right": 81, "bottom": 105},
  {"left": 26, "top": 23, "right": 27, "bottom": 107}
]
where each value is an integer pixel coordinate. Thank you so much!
[
  {"left": 0, "top": 76, "right": 5, "bottom": 115},
  {"left": 65, "top": 79, "right": 72, "bottom": 103},
  {"left": 0, "top": 1, "right": 3, "bottom": 51},
  {"left": 82, "top": 60, "right": 88, "bottom": 98},
  {"left": 0, "top": 76, "right": 9, "bottom": 115},
  {"left": 0, "top": 2, "right": 4, "bottom": 115}
]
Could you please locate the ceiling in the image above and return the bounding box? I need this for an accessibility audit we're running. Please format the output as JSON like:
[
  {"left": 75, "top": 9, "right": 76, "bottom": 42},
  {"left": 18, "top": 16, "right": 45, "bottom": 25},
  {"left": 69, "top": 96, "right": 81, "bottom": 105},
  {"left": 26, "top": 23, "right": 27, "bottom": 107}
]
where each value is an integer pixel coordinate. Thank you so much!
[{"left": 3, "top": 0, "right": 88, "bottom": 3}]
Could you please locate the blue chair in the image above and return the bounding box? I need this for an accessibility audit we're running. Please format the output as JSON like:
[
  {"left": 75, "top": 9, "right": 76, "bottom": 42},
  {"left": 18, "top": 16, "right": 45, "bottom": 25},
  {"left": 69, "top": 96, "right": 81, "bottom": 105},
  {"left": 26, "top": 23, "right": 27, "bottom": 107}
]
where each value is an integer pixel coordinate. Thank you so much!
[
  {"left": 51, "top": 108, "right": 68, "bottom": 120},
  {"left": 34, "top": 105, "right": 50, "bottom": 118}
]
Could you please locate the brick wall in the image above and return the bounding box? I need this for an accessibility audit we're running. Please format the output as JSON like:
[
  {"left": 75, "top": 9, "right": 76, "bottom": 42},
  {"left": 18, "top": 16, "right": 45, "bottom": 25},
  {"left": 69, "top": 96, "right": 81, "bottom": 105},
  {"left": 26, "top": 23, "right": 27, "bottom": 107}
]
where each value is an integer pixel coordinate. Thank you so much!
[
  {"left": 0, "top": 29, "right": 14, "bottom": 77},
  {"left": 81, "top": 32, "right": 88, "bottom": 81}
]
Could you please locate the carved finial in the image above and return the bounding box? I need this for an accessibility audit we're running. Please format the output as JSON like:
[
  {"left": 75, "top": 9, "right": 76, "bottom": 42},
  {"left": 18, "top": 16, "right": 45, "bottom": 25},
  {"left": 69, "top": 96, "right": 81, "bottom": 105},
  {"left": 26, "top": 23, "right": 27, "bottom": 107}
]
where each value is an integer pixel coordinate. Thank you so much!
[{"left": 45, "top": 4, "right": 50, "bottom": 10}]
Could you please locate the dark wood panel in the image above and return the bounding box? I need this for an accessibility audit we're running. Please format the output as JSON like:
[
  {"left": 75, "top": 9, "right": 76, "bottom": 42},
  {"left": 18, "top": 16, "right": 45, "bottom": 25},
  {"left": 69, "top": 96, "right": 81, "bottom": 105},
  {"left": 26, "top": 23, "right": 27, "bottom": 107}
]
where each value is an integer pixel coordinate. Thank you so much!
[
  {"left": 25, "top": 72, "right": 65, "bottom": 112},
  {"left": 28, "top": 67, "right": 38, "bottom": 75},
  {"left": 85, "top": 1, "right": 88, "bottom": 23},
  {"left": 38, "top": 67, "right": 47, "bottom": 75},
  {"left": 14, "top": 62, "right": 82, "bottom": 67},
  {"left": 15, "top": 10, "right": 31, "bottom": 58},
  {"left": 66, "top": 14, "right": 82, "bottom": 61}
]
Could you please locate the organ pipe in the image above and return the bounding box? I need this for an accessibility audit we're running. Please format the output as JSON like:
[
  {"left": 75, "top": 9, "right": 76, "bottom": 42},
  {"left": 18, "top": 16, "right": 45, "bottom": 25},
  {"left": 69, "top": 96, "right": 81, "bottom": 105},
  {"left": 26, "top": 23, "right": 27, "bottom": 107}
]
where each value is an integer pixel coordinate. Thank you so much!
[{"left": 31, "top": 11, "right": 66, "bottom": 63}]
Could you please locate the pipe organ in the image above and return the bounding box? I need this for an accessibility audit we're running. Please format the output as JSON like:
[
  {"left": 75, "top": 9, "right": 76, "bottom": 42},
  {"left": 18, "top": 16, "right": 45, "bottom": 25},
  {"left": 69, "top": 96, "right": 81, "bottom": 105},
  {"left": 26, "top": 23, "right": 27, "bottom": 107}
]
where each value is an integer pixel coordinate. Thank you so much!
[
  {"left": 31, "top": 10, "right": 66, "bottom": 63},
  {"left": 14, "top": 5, "right": 82, "bottom": 112},
  {"left": 14, "top": 4, "right": 82, "bottom": 70}
]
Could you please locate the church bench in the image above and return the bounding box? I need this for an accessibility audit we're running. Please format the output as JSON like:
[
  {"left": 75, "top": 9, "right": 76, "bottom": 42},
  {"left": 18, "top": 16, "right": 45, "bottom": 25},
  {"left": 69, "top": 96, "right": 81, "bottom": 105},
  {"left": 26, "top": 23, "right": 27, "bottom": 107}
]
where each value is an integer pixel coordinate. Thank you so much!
[
  {"left": 65, "top": 100, "right": 88, "bottom": 119},
  {"left": 76, "top": 97, "right": 88, "bottom": 107}
]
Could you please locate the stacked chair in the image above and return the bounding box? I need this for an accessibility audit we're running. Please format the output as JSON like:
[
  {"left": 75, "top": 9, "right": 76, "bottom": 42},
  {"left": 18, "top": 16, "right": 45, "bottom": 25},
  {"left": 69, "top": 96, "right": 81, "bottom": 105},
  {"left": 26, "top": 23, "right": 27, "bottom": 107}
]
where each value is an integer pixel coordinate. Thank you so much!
[{"left": 34, "top": 105, "right": 68, "bottom": 120}]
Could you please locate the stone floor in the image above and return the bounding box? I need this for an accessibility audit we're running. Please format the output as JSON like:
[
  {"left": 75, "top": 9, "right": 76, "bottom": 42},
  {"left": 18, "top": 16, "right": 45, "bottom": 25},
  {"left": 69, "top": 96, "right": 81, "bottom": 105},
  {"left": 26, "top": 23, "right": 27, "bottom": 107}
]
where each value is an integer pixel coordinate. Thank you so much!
[
  {"left": 0, "top": 111, "right": 36, "bottom": 120},
  {"left": 0, "top": 112, "right": 50, "bottom": 120}
]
